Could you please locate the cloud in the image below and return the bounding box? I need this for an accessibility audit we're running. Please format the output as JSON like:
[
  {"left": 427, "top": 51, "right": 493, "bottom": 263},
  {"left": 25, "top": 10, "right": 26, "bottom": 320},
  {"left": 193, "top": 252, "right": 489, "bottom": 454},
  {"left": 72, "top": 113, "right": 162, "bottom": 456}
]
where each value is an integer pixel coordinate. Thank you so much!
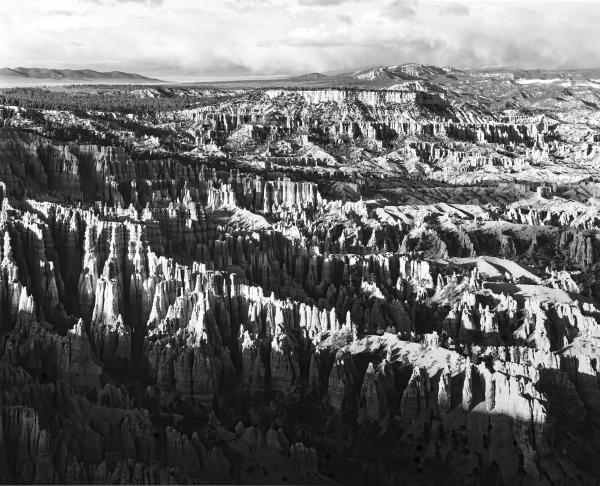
[
  {"left": 337, "top": 13, "right": 352, "bottom": 24},
  {"left": 298, "top": 0, "right": 351, "bottom": 5},
  {"left": 386, "top": 0, "right": 417, "bottom": 19},
  {"left": 86, "top": 0, "right": 163, "bottom": 5},
  {"left": 2, "top": 0, "right": 600, "bottom": 79},
  {"left": 439, "top": 2, "right": 469, "bottom": 17},
  {"left": 47, "top": 9, "right": 77, "bottom": 16},
  {"left": 279, "top": 25, "right": 351, "bottom": 47},
  {"left": 0, "top": 13, "right": 13, "bottom": 27}
]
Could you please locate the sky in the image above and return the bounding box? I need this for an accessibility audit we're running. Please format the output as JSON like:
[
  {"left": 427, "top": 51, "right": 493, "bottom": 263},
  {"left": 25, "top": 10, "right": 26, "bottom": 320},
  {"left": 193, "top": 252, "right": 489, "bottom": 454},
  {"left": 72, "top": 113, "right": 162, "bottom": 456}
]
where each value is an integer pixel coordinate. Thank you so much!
[{"left": 1, "top": 0, "right": 600, "bottom": 81}]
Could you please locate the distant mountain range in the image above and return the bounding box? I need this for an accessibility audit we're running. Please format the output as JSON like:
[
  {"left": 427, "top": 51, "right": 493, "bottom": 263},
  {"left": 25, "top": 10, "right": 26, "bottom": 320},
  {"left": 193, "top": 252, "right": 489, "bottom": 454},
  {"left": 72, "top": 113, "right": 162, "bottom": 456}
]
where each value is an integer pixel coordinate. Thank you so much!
[
  {"left": 282, "top": 62, "right": 595, "bottom": 85},
  {"left": 287, "top": 73, "right": 328, "bottom": 81},
  {"left": 0, "top": 67, "right": 162, "bottom": 83},
  {"left": 3, "top": 63, "right": 600, "bottom": 88},
  {"left": 272, "top": 63, "right": 600, "bottom": 87},
  {"left": 352, "top": 63, "right": 459, "bottom": 81},
  {"left": 349, "top": 63, "right": 600, "bottom": 81}
]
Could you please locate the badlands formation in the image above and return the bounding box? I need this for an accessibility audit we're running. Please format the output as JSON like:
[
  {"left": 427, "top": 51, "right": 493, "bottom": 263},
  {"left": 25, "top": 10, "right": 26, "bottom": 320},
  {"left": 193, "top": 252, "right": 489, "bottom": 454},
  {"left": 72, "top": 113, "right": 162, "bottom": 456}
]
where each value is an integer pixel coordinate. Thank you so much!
[{"left": 1, "top": 64, "right": 600, "bottom": 484}]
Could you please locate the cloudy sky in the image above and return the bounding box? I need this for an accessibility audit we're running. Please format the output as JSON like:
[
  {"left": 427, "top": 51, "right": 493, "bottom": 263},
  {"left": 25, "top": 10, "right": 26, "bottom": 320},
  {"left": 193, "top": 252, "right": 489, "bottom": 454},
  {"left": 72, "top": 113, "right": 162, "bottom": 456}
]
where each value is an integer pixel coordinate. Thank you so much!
[{"left": 1, "top": 0, "right": 599, "bottom": 80}]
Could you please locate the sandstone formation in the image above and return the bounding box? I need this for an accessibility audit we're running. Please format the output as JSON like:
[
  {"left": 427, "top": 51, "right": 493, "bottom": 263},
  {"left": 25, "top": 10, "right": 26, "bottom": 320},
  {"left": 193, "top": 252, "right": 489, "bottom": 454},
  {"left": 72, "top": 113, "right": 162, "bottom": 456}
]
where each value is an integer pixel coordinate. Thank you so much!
[{"left": 2, "top": 67, "right": 600, "bottom": 484}]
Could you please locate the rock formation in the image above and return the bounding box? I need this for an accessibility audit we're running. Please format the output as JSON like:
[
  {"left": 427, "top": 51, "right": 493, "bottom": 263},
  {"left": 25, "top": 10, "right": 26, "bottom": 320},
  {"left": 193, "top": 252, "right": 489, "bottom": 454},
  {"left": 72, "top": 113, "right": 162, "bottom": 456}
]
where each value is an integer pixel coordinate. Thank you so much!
[{"left": 2, "top": 69, "right": 600, "bottom": 484}]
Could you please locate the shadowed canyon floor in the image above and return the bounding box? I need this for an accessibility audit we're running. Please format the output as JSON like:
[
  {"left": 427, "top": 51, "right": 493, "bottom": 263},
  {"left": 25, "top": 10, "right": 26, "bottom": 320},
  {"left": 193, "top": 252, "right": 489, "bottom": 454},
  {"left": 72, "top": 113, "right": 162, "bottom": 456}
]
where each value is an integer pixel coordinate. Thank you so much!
[{"left": 2, "top": 65, "right": 600, "bottom": 484}]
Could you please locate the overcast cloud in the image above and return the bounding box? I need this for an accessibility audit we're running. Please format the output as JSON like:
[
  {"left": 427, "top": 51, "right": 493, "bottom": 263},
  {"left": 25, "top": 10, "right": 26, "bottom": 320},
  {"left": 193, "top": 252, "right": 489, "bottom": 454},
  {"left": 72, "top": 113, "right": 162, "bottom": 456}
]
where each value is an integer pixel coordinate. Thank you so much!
[{"left": 1, "top": 0, "right": 598, "bottom": 80}]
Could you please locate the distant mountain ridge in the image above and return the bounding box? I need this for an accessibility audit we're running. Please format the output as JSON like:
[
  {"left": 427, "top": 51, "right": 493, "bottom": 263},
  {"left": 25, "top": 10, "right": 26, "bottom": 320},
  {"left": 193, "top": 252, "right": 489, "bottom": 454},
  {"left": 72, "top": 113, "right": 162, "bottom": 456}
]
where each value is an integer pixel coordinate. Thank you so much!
[
  {"left": 353, "top": 63, "right": 461, "bottom": 81},
  {"left": 0, "top": 67, "right": 162, "bottom": 82},
  {"left": 5, "top": 62, "right": 600, "bottom": 88},
  {"left": 469, "top": 66, "right": 600, "bottom": 80},
  {"left": 288, "top": 73, "right": 327, "bottom": 81}
]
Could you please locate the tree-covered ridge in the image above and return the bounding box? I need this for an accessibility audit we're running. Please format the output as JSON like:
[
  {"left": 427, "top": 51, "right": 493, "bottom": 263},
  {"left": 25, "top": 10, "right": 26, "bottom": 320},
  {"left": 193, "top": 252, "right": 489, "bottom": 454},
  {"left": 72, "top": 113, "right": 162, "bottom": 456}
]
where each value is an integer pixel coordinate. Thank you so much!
[{"left": 0, "top": 86, "right": 230, "bottom": 114}]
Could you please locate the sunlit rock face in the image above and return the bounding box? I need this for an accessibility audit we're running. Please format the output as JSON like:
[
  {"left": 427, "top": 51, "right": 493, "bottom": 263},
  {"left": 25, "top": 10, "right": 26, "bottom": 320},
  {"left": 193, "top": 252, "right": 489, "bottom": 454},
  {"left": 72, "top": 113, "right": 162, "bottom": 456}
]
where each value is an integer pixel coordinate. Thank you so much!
[{"left": 3, "top": 66, "right": 600, "bottom": 484}]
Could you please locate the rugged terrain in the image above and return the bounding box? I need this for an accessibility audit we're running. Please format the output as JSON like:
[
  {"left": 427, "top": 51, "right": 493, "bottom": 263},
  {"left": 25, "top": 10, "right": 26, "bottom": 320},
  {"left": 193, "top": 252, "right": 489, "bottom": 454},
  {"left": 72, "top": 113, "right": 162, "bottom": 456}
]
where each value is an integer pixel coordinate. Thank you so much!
[{"left": 2, "top": 64, "right": 600, "bottom": 484}]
